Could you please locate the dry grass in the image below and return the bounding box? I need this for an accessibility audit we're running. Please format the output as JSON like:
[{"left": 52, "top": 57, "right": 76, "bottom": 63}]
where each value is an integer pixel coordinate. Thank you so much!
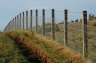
[
  {"left": 6, "top": 31, "right": 58, "bottom": 63},
  {"left": 88, "top": 20, "right": 96, "bottom": 26},
  {"left": 0, "top": 32, "right": 28, "bottom": 63},
  {"left": 35, "top": 33, "right": 91, "bottom": 63},
  {"left": 6, "top": 31, "right": 91, "bottom": 63},
  {"left": 47, "top": 22, "right": 96, "bottom": 63}
]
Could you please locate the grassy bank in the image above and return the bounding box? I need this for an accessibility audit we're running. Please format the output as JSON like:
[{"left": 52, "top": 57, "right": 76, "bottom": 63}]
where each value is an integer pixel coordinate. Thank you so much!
[
  {"left": 6, "top": 31, "right": 91, "bottom": 63},
  {"left": 0, "top": 32, "right": 29, "bottom": 63}
]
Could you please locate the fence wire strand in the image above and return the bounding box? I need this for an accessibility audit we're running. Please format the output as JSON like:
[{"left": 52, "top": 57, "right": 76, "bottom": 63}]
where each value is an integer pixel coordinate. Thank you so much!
[{"left": 4, "top": 9, "right": 96, "bottom": 63}]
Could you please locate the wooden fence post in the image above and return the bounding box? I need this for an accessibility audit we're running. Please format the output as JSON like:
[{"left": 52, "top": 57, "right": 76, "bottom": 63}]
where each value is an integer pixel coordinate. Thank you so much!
[
  {"left": 30, "top": 10, "right": 32, "bottom": 31},
  {"left": 7, "top": 22, "right": 9, "bottom": 31},
  {"left": 13, "top": 18, "right": 15, "bottom": 31},
  {"left": 42, "top": 9, "right": 45, "bottom": 36},
  {"left": 64, "top": 9, "right": 68, "bottom": 46},
  {"left": 17, "top": 15, "right": 19, "bottom": 29},
  {"left": 20, "top": 13, "right": 21, "bottom": 29},
  {"left": 83, "top": 11, "right": 88, "bottom": 58},
  {"left": 11, "top": 19, "right": 13, "bottom": 31},
  {"left": 26, "top": 11, "right": 28, "bottom": 30},
  {"left": 10, "top": 21, "right": 12, "bottom": 31},
  {"left": 11, "top": 20, "right": 13, "bottom": 31},
  {"left": 12, "top": 20, "right": 14, "bottom": 31},
  {"left": 15, "top": 17, "right": 16, "bottom": 30},
  {"left": 36, "top": 9, "right": 38, "bottom": 33},
  {"left": 9, "top": 21, "right": 11, "bottom": 31},
  {"left": 23, "top": 12, "right": 24, "bottom": 30},
  {"left": 52, "top": 9, "right": 55, "bottom": 40}
]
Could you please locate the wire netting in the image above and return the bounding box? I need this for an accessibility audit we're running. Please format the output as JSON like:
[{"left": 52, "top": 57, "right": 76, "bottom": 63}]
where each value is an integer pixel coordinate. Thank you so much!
[{"left": 4, "top": 9, "right": 96, "bottom": 63}]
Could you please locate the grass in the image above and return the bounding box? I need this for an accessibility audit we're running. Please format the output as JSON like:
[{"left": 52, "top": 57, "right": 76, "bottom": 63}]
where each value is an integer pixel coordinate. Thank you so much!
[
  {"left": 49, "top": 22, "right": 96, "bottom": 63},
  {"left": 6, "top": 31, "right": 91, "bottom": 63},
  {"left": 88, "top": 20, "right": 96, "bottom": 26},
  {"left": 2, "top": 20, "right": 95, "bottom": 63},
  {"left": 36, "top": 21, "right": 96, "bottom": 63},
  {"left": 0, "top": 32, "right": 29, "bottom": 63}
]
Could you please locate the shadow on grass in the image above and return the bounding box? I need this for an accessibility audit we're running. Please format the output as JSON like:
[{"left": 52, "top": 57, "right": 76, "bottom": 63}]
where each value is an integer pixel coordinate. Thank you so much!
[{"left": 14, "top": 40, "right": 41, "bottom": 63}]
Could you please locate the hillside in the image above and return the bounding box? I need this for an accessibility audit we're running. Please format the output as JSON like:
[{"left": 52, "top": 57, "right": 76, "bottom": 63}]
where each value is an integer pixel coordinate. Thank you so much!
[
  {"left": 1, "top": 20, "right": 95, "bottom": 63},
  {"left": 0, "top": 32, "right": 29, "bottom": 63},
  {"left": 5, "top": 31, "right": 90, "bottom": 63},
  {"left": 39, "top": 21, "right": 96, "bottom": 63},
  {"left": 57, "top": 21, "right": 96, "bottom": 63}
]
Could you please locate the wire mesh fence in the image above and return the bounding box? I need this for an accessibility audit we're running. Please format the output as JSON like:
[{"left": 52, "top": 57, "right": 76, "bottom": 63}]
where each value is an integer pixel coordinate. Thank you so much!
[
  {"left": 67, "top": 12, "right": 83, "bottom": 54},
  {"left": 87, "top": 25, "right": 96, "bottom": 63},
  {"left": 3, "top": 9, "right": 96, "bottom": 63}
]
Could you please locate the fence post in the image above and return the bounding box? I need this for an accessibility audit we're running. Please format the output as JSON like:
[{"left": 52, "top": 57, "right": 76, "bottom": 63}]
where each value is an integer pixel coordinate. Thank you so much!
[
  {"left": 12, "top": 20, "right": 13, "bottom": 31},
  {"left": 17, "top": 15, "right": 19, "bottom": 29},
  {"left": 64, "top": 9, "right": 68, "bottom": 46},
  {"left": 30, "top": 10, "right": 32, "bottom": 31},
  {"left": 36, "top": 9, "right": 38, "bottom": 33},
  {"left": 9, "top": 21, "right": 11, "bottom": 31},
  {"left": 7, "top": 23, "right": 9, "bottom": 31},
  {"left": 12, "top": 20, "right": 14, "bottom": 31},
  {"left": 11, "top": 21, "right": 13, "bottom": 31},
  {"left": 42, "top": 9, "right": 45, "bottom": 36},
  {"left": 7, "top": 22, "right": 9, "bottom": 31},
  {"left": 82, "top": 11, "right": 88, "bottom": 58},
  {"left": 6, "top": 26, "right": 8, "bottom": 32},
  {"left": 11, "top": 19, "right": 13, "bottom": 31},
  {"left": 10, "top": 21, "right": 12, "bottom": 31},
  {"left": 15, "top": 17, "right": 16, "bottom": 30},
  {"left": 26, "top": 11, "right": 28, "bottom": 30},
  {"left": 20, "top": 13, "right": 21, "bottom": 30},
  {"left": 52, "top": 9, "right": 55, "bottom": 40},
  {"left": 23, "top": 12, "right": 24, "bottom": 30},
  {"left": 13, "top": 18, "right": 15, "bottom": 31}
]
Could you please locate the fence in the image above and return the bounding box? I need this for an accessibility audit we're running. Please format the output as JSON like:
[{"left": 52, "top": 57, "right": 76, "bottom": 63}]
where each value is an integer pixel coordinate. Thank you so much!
[{"left": 3, "top": 9, "right": 96, "bottom": 63}]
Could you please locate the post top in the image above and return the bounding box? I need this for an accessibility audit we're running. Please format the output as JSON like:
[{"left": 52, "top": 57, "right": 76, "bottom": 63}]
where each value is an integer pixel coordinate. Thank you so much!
[
  {"left": 83, "top": 11, "right": 87, "bottom": 13},
  {"left": 26, "top": 11, "right": 28, "bottom": 12},
  {"left": 30, "top": 10, "right": 32, "bottom": 11},
  {"left": 65, "top": 9, "right": 68, "bottom": 11},
  {"left": 43, "top": 9, "right": 45, "bottom": 11},
  {"left": 52, "top": 9, "right": 55, "bottom": 10}
]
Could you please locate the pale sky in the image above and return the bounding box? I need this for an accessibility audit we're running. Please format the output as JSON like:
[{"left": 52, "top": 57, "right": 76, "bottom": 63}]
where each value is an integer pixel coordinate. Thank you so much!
[{"left": 0, "top": 0, "right": 96, "bottom": 31}]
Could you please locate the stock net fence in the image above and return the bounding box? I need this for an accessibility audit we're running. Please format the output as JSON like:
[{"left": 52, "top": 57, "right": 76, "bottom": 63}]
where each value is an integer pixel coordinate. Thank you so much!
[{"left": 4, "top": 9, "right": 96, "bottom": 63}]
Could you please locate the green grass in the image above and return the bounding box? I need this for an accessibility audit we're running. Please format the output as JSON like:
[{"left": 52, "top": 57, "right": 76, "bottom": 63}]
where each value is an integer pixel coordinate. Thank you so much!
[
  {"left": 0, "top": 32, "right": 29, "bottom": 63},
  {"left": 2, "top": 20, "right": 96, "bottom": 63},
  {"left": 58, "top": 22, "right": 96, "bottom": 63},
  {"left": 6, "top": 31, "right": 91, "bottom": 63},
  {"left": 37, "top": 21, "right": 96, "bottom": 63}
]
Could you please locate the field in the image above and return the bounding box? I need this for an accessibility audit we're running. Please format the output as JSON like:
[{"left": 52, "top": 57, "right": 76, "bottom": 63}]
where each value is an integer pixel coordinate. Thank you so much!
[
  {"left": 56, "top": 21, "right": 96, "bottom": 63},
  {"left": 37, "top": 20, "right": 96, "bottom": 63},
  {"left": 0, "top": 20, "right": 96, "bottom": 63}
]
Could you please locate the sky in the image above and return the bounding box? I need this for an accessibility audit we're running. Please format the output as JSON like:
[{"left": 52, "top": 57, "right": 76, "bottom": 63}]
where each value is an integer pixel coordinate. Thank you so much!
[{"left": 0, "top": 0, "right": 96, "bottom": 31}]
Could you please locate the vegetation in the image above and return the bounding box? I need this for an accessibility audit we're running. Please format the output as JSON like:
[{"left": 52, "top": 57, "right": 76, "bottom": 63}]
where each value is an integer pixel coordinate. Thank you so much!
[
  {"left": 43, "top": 21, "right": 96, "bottom": 63},
  {"left": 35, "top": 20, "right": 96, "bottom": 63},
  {"left": 89, "top": 14, "right": 96, "bottom": 20},
  {"left": 0, "top": 32, "right": 29, "bottom": 63},
  {"left": 6, "top": 31, "right": 91, "bottom": 63},
  {"left": 1, "top": 19, "right": 96, "bottom": 63},
  {"left": 88, "top": 20, "right": 96, "bottom": 26}
]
